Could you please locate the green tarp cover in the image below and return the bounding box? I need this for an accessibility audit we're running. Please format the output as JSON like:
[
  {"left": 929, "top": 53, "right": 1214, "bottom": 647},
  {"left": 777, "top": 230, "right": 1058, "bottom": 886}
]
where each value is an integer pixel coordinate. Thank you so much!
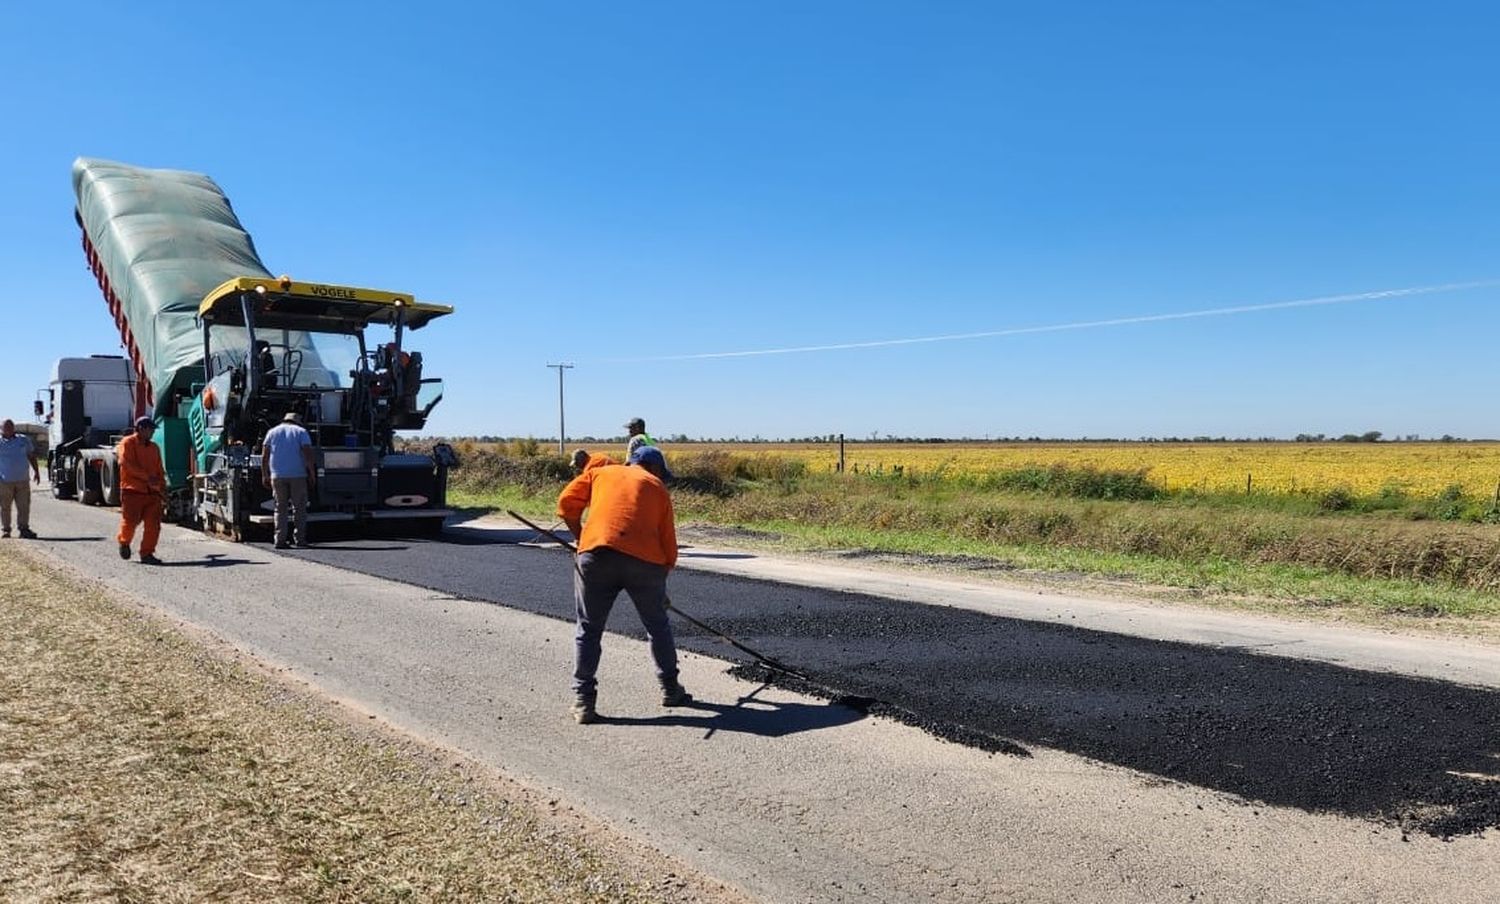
[{"left": 73, "top": 157, "right": 273, "bottom": 413}]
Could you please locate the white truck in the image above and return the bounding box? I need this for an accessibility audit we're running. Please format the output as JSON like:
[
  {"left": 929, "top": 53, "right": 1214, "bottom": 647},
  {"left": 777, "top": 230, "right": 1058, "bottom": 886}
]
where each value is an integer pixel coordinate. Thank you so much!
[{"left": 42, "top": 355, "right": 137, "bottom": 505}]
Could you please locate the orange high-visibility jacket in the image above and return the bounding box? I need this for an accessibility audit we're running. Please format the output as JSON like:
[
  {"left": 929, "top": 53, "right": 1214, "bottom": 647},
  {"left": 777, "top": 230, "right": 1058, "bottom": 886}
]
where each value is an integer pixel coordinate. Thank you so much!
[
  {"left": 557, "top": 464, "right": 677, "bottom": 569},
  {"left": 117, "top": 432, "right": 166, "bottom": 494}
]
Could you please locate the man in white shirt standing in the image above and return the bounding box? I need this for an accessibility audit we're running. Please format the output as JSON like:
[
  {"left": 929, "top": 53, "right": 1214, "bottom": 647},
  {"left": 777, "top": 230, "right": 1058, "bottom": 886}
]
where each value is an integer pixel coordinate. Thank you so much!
[
  {"left": 0, "top": 418, "right": 40, "bottom": 539},
  {"left": 261, "top": 412, "right": 316, "bottom": 549}
]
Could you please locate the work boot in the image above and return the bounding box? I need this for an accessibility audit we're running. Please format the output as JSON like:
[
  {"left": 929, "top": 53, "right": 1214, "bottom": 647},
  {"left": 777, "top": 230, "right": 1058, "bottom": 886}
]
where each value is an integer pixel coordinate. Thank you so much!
[
  {"left": 139, "top": 554, "right": 163, "bottom": 566},
  {"left": 18, "top": 528, "right": 37, "bottom": 539},
  {"left": 1, "top": 529, "right": 9, "bottom": 538},
  {"left": 571, "top": 698, "right": 599, "bottom": 725},
  {"left": 118, "top": 542, "right": 131, "bottom": 559},
  {"left": 661, "top": 681, "right": 692, "bottom": 707}
]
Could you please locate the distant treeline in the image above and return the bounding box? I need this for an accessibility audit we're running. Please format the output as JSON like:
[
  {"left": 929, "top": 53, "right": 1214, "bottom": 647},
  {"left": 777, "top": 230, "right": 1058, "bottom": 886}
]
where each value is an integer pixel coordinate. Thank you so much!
[{"left": 429, "top": 431, "right": 1482, "bottom": 445}]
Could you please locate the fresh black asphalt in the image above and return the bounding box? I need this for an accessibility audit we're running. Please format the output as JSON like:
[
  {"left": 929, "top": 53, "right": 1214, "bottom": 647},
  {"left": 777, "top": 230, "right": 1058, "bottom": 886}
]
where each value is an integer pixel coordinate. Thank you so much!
[{"left": 279, "top": 523, "right": 1500, "bottom": 839}]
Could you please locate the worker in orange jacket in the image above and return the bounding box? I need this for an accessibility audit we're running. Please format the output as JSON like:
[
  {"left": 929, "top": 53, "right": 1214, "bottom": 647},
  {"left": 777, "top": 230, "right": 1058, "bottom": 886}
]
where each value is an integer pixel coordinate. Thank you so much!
[
  {"left": 557, "top": 444, "right": 686, "bottom": 724},
  {"left": 116, "top": 416, "right": 166, "bottom": 565},
  {"left": 569, "top": 448, "right": 617, "bottom": 474}
]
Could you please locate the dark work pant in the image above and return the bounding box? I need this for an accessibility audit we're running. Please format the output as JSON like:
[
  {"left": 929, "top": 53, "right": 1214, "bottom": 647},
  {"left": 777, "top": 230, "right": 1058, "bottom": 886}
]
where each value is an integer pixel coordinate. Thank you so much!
[{"left": 572, "top": 547, "right": 678, "bottom": 701}]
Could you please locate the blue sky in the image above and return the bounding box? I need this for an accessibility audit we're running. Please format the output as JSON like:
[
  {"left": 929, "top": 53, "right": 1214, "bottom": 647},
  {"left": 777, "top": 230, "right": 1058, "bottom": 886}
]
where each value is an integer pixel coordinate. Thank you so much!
[{"left": 3, "top": 1, "right": 1496, "bottom": 440}]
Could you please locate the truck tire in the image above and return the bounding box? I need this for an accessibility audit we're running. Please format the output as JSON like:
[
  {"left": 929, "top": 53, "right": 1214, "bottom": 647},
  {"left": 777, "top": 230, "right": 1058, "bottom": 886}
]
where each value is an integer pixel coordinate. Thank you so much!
[
  {"left": 77, "top": 460, "right": 102, "bottom": 506},
  {"left": 98, "top": 460, "right": 121, "bottom": 506},
  {"left": 50, "top": 464, "right": 75, "bottom": 500}
]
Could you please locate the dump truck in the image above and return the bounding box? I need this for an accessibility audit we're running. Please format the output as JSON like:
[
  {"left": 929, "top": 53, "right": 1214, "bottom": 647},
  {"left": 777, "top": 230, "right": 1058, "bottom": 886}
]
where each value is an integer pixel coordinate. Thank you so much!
[{"left": 61, "top": 157, "right": 457, "bottom": 538}]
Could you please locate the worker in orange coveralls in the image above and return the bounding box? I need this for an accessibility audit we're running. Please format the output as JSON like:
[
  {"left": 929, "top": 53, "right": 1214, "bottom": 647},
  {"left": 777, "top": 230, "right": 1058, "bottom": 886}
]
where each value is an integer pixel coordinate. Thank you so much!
[{"left": 116, "top": 416, "right": 166, "bottom": 565}]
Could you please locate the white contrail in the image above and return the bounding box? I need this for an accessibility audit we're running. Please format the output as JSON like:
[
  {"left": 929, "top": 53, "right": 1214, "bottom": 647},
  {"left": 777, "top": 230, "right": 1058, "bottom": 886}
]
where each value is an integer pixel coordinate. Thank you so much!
[{"left": 611, "top": 280, "right": 1499, "bottom": 362}]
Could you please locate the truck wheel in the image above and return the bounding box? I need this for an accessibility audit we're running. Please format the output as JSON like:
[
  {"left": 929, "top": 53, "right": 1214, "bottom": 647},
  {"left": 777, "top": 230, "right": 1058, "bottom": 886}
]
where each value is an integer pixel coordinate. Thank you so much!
[
  {"left": 50, "top": 468, "right": 75, "bottom": 500},
  {"left": 99, "top": 461, "right": 121, "bottom": 506},
  {"left": 77, "top": 461, "right": 102, "bottom": 506}
]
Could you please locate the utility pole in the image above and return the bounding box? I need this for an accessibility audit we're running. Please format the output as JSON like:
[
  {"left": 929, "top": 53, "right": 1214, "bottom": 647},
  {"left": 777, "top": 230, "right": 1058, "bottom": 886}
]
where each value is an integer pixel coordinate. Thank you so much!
[{"left": 546, "top": 363, "right": 574, "bottom": 454}]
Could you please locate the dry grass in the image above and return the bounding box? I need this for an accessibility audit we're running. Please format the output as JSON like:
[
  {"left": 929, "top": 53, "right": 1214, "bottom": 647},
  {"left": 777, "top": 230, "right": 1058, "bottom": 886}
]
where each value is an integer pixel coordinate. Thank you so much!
[
  {"left": 0, "top": 545, "right": 744, "bottom": 903},
  {"left": 448, "top": 442, "right": 1500, "bottom": 610}
]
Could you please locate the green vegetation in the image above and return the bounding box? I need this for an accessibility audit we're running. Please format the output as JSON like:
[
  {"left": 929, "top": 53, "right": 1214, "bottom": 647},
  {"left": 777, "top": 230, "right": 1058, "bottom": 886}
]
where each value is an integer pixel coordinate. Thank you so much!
[{"left": 437, "top": 446, "right": 1500, "bottom": 625}]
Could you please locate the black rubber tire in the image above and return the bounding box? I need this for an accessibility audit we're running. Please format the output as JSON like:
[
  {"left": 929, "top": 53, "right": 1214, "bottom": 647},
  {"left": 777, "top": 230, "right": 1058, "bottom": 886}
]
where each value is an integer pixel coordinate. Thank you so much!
[
  {"left": 77, "top": 460, "right": 101, "bottom": 506},
  {"left": 50, "top": 467, "right": 75, "bottom": 500},
  {"left": 98, "top": 460, "right": 121, "bottom": 506}
]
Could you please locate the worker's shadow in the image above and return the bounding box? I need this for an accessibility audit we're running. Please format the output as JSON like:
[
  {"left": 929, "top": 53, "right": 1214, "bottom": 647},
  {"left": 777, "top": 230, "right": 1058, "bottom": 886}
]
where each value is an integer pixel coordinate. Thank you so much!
[
  {"left": 594, "top": 684, "right": 866, "bottom": 738},
  {"left": 154, "top": 553, "right": 265, "bottom": 568},
  {"left": 286, "top": 544, "right": 409, "bottom": 553}
]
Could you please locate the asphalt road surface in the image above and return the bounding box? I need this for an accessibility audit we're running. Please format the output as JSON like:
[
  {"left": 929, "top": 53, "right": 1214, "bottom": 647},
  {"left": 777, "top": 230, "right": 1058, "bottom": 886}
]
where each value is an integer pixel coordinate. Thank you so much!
[{"left": 17, "top": 496, "right": 1500, "bottom": 902}]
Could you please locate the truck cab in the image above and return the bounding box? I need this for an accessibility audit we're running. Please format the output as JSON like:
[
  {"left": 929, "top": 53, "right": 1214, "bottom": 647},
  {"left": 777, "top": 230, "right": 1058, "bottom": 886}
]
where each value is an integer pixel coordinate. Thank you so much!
[{"left": 44, "top": 356, "right": 136, "bottom": 502}]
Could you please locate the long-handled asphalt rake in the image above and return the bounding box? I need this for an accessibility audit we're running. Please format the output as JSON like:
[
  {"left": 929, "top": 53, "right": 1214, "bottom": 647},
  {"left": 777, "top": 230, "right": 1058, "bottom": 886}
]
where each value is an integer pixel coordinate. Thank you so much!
[{"left": 507, "top": 510, "right": 813, "bottom": 681}]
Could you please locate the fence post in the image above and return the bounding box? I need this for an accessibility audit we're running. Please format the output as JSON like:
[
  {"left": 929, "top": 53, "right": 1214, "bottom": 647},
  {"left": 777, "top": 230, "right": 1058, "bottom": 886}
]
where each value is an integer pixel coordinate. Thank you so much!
[
  {"left": 1246, "top": 473, "right": 1252, "bottom": 495},
  {"left": 838, "top": 433, "right": 845, "bottom": 474}
]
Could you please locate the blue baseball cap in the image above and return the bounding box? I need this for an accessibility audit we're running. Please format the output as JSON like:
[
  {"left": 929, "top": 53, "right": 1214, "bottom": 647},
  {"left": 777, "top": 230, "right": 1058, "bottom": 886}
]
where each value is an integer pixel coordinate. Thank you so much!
[
  {"left": 627, "top": 444, "right": 673, "bottom": 480},
  {"left": 135, "top": 416, "right": 155, "bottom": 428}
]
